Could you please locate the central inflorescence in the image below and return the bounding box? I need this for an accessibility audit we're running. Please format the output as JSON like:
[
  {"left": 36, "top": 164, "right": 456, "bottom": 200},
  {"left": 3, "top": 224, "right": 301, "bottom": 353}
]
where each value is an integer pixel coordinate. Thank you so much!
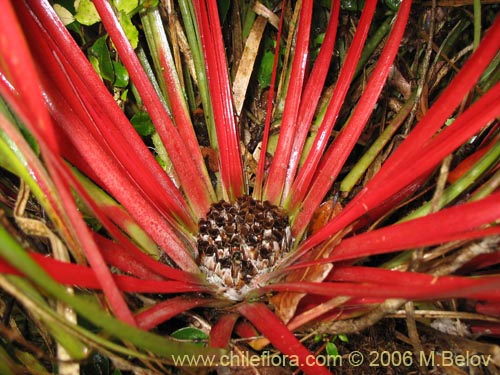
[{"left": 196, "top": 196, "right": 292, "bottom": 300}]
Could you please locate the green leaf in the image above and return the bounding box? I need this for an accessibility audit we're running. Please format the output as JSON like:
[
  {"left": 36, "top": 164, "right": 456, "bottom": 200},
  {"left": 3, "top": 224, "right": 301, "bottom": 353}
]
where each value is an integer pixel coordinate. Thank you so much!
[
  {"left": 112, "top": 61, "right": 130, "bottom": 88},
  {"left": 130, "top": 111, "right": 155, "bottom": 136},
  {"left": 88, "top": 37, "right": 129, "bottom": 87},
  {"left": 340, "top": 0, "right": 366, "bottom": 11},
  {"left": 113, "top": 0, "right": 139, "bottom": 14},
  {"left": 118, "top": 11, "right": 139, "bottom": 49},
  {"left": 53, "top": 4, "right": 75, "bottom": 26},
  {"left": 385, "top": 0, "right": 401, "bottom": 11},
  {"left": 325, "top": 342, "right": 339, "bottom": 357},
  {"left": 338, "top": 334, "right": 349, "bottom": 343},
  {"left": 89, "top": 36, "right": 115, "bottom": 83},
  {"left": 314, "top": 33, "right": 326, "bottom": 47},
  {"left": 120, "top": 88, "right": 129, "bottom": 102},
  {"left": 257, "top": 50, "right": 275, "bottom": 88},
  {"left": 130, "top": 111, "right": 155, "bottom": 137},
  {"left": 171, "top": 327, "right": 209, "bottom": 344},
  {"left": 74, "top": 0, "right": 101, "bottom": 26}
]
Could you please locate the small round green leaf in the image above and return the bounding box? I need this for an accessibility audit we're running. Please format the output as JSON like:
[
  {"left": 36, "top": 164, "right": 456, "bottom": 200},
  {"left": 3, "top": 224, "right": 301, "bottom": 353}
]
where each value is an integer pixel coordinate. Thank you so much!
[
  {"left": 118, "top": 11, "right": 139, "bottom": 49},
  {"left": 325, "top": 342, "right": 339, "bottom": 358},
  {"left": 74, "top": 0, "right": 101, "bottom": 26},
  {"left": 171, "top": 327, "right": 209, "bottom": 343},
  {"left": 112, "top": 61, "right": 130, "bottom": 88},
  {"left": 130, "top": 111, "right": 155, "bottom": 136},
  {"left": 113, "top": 0, "right": 139, "bottom": 14}
]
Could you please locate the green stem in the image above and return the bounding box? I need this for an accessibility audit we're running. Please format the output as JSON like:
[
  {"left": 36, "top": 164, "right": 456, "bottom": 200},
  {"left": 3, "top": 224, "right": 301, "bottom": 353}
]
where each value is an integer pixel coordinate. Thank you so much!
[
  {"left": 470, "top": 165, "right": 500, "bottom": 201},
  {"left": 0, "top": 276, "right": 88, "bottom": 360},
  {"left": 354, "top": 15, "right": 394, "bottom": 80},
  {"left": 479, "top": 51, "right": 500, "bottom": 92},
  {"left": 0, "top": 346, "right": 17, "bottom": 375},
  {"left": 340, "top": 95, "right": 415, "bottom": 193},
  {"left": 0, "top": 226, "right": 223, "bottom": 359},
  {"left": 473, "top": 0, "right": 481, "bottom": 51},
  {"left": 241, "top": 2, "right": 257, "bottom": 40},
  {"left": 1, "top": 274, "right": 159, "bottom": 362},
  {"left": 401, "top": 139, "right": 500, "bottom": 222},
  {"left": 178, "top": 0, "right": 218, "bottom": 147},
  {"left": 136, "top": 47, "right": 170, "bottom": 110}
]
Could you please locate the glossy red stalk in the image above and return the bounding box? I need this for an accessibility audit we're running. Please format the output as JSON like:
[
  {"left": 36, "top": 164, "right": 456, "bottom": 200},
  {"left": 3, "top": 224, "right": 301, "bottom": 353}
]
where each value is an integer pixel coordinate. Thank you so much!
[
  {"left": 283, "top": 0, "right": 340, "bottom": 199},
  {"left": 44, "top": 81, "right": 199, "bottom": 272},
  {"left": 267, "top": 276, "right": 500, "bottom": 301},
  {"left": 263, "top": 0, "right": 314, "bottom": 205},
  {"left": 284, "top": 0, "right": 369, "bottom": 205},
  {"left": 0, "top": 253, "right": 206, "bottom": 294},
  {"left": 136, "top": 296, "right": 210, "bottom": 330},
  {"left": 301, "top": 73, "right": 500, "bottom": 256},
  {"left": 146, "top": 7, "right": 216, "bottom": 205},
  {"left": 52, "top": 163, "right": 143, "bottom": 325},
  {"left": 460, "top": 252, "right": 500, "bottom": 273},
  {"left": 327, "top": 266, "right": 500, "bottom": 292},
  {"left": 2, "top": 0, "right": 136, "bottom": 325},
  {"left": 93, "top": 234, "right": 199, "bottom": 283},
  {"left": 291, "top": 0, "right": 412, "bottom": 238},
  {"left": 15, "top": 0, "right": 203, "bottom": 272},
  {"left": 209, "top": 313, "right": 239, "bottom": 349},
  {"left": 238, "top": 303, "right": 332, "bottom": 375},
  {"left": 91, "top": 0, "right": 213, "bottom": 218},
  {"left": 194, "top": 0, "right": 245, "bottom": 200},
  {"left": 290, "top": 191, "right": 500, "bottom": 269},
  {"left": 22, "top": 0, "right": 197, "bottom": 230},
  {"left": 369, "top": 26, "right": 500, "bottom": 186},
  {"left": 475, "top": 302, "right": 500, "bottom": 317},
  {"left": 0, "top": 1, "right": 58, "bottom": 155},
  {"left": 253, "top": 0, "right": 287, "bottom": 200}
]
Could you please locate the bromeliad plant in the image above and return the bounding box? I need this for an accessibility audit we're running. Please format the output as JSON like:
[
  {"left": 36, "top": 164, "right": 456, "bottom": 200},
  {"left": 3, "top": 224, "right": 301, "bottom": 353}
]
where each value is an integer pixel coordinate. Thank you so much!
[{"left": 1, "top": 0, "right": 500, "bottom": 373}]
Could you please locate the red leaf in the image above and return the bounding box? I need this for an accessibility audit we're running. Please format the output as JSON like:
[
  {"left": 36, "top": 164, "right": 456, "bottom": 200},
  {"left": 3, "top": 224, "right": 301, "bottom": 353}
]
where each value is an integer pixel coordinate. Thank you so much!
[
  {"left": 92, "top": 0, "right": 214, "bottom": 217},
  {"left": 291, "top": 0, "right": 412, "bottom": 238},
  {"left": 0, "top": 0, "right": 59, "bottom": 154},
  {"left": 4, "top": 0, "right": 136, "bottom": 325},
  {"left": 136, "top": 297, "right": 209, "bottom": 330},
  {"left": 287, "top": 0, "right": 377, "bottom": 211},
  {"left": 24, "top": 0, "right": 196, "bottom": 230},
  {"left": 94, "top": 234, "right": 200, "bottom": 284},
  {"left": 283, "top": 0, "right": 341, "bottom": 199},
  {"left": 298, "top": 78, "right": 500, "bottom": 255},
  {"left": 194, "top": 0, "right": 245, "bottom": 200},
  {"left": 210, "top": 313, "right": 239, "bottom": 349},
  {"left": 263, "top": 0, "right": 314, "bottom": 205},
  {"left": 447, "top": 137, "right": 498, "bottom": 183},
  {"left": 290, "top": 192, "right": 500, "bottom": 269},
  {"left": 265, "top": 277, "right": 500, "bottom": 301},
  {"left": 238, "top": 303, "right": 332, "bottom": 375},
  {"left": 254, "top": 1, "right": 287, "bottom": 199},
  {"left": 0, "top": 253, "right": 206, "bottom": 294}
]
